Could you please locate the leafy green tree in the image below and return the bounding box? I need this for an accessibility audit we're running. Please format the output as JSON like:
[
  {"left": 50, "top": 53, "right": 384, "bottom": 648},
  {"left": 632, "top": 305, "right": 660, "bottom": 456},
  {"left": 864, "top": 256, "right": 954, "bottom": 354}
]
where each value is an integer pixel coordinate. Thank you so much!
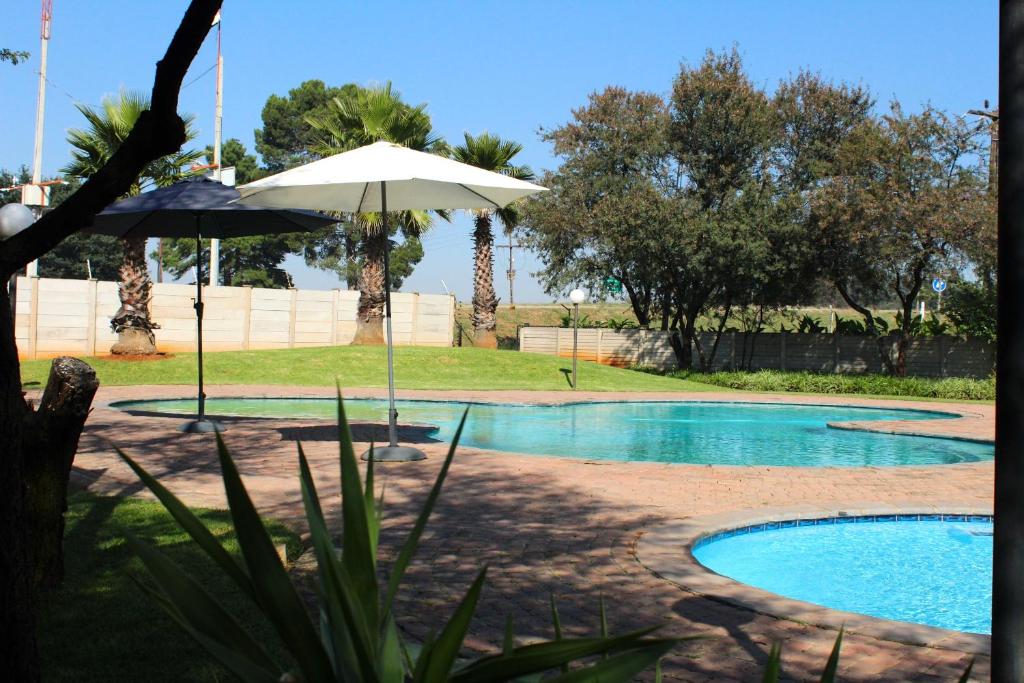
[
  {"left": 525, "top": 52, "right": 857, "bottom": 371},
  {"left": 522, "top": 86, "right": 671, "bottom": 329},
  {"left": 452, "top": 133, "right": 534, "bottom": 348},
  {"left": 61, "top": 89, "right": 203, "bottom": 353},
  {"left": 662, "top": 48, "right": 783, "bottom": 368},
  {"left": 774, "top": 70, "right": 874, "bottom": 191},
  {"left": 946, "top": 280, "right": 997, "bottom": 340},
  {"left": 158, "top": 138, "right": 305, "bottom": 288},
  {"left": 306, "top": 82, "right": 444, "bottom": 344},
  {"left": 810, "top": 103, "right": 990, "bottom": 374},
  {"left": 298, "top": 221, "right": 424, "bottom": 291},
  {"left": 204, "top": 138, "right": 263, "bottom": 184},
  {"left": 254, "top": 80, "right": 358, "bottom": 172}
]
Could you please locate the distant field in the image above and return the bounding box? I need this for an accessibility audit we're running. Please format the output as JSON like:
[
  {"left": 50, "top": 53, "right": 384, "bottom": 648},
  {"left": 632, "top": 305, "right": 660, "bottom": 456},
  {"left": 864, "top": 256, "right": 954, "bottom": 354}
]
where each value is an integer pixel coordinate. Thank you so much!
[{"left": 454, "top": 303, "right": 903, "bottom": 347}]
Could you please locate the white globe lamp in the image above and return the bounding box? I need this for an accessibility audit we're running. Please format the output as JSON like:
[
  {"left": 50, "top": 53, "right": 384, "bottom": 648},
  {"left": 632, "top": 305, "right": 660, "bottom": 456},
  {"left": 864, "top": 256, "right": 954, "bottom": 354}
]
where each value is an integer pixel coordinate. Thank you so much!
[
  {"left": 568, "top": 288, "right": 587, "bottom": 389},
  {"left": 0, "top": 203, "right": 36, "bottom": 240}
]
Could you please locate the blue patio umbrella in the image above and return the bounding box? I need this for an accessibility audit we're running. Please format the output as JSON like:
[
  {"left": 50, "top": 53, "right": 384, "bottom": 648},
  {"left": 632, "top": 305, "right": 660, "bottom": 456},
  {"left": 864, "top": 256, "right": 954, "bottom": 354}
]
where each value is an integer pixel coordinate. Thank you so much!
[{"left": 87, "top": 177, "right": 338, "bottom": 433}]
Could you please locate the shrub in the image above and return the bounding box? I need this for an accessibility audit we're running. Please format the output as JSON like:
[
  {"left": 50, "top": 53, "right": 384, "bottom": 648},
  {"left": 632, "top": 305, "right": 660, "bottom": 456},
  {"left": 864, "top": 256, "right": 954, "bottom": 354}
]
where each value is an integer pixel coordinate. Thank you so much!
[
  {"left": 945, "top": 281, "right": 997, "bottom": 341},
  {"left": 666, "top": 370, "right": 994, "bottom": 401}
]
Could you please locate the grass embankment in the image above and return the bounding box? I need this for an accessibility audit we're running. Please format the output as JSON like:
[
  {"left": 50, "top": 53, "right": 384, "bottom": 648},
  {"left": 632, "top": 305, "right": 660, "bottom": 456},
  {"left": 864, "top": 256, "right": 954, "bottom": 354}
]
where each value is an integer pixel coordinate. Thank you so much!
[
  {"left": 37, "top": 492, "right": 299, "bottom": 682},
  {"left": 20, "top": 346, "right": 715, "bottom": 393},
  {"left": 668, "top": 369, "right": 994, "bottom": 401}
]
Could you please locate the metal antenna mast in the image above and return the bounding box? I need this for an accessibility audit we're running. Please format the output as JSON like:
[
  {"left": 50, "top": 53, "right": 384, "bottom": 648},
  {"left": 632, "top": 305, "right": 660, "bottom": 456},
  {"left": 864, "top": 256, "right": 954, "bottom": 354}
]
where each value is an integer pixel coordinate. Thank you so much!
[
  {"left": 25, "top": 0, "right": 54, "bottom": 277},
  {"left": 209, "top": 9, "right": 224, "bottom": 286}
]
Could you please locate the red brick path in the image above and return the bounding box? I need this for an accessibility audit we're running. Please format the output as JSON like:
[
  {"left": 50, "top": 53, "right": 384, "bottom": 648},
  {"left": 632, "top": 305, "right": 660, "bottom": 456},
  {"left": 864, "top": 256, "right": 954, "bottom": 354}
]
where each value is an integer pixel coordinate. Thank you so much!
[{"left": 69, "top": 385, "right": 993, "bottom": 681}]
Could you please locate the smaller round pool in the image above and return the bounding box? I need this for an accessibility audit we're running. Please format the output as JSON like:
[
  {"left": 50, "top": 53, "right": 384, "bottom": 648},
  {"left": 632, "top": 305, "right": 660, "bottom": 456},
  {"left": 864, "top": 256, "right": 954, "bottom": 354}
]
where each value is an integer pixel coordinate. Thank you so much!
[{"left": 693, "top": 514, "right": 992, "bottom": 634}]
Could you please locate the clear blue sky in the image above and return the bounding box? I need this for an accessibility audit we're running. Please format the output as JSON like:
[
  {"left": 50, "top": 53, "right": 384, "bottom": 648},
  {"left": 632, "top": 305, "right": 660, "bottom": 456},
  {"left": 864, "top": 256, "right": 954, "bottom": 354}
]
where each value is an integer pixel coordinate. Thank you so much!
[{"left": 1, "top": 1, "right": 997, "bottom": 302}]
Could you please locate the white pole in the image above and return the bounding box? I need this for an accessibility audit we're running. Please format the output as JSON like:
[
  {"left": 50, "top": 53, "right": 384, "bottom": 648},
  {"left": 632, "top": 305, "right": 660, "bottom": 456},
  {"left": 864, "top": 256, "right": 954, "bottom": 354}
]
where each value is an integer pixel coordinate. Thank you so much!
[
  {"left": 572, "top": 302, "right": 579, "bottom": 389},
  {"left": 27, "top": 0, "right": 53, "bottom": 278},
  {"left": 209, "top": 12, "right": 223, "bottom": 286}
]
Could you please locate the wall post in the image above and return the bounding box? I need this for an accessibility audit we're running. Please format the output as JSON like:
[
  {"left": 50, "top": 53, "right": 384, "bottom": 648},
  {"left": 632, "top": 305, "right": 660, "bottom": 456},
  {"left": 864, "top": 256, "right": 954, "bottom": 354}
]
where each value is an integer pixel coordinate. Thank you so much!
[
  {"left": 288, "top": 288, "right": 298, "bottom": 348},
  {"left": 241, "top": 285, "right": 253, "bottom": 351}
]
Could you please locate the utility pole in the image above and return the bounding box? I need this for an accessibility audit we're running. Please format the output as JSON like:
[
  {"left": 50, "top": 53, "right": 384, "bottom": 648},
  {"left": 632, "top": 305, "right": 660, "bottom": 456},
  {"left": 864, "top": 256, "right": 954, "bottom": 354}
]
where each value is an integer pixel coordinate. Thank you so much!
[
  {"left": 994, "top": 1, "right": 1024, "bottom": 679},
  {"left": 496, "top": 238, "right": 522, "bottom": 309},
  {"left": 967, "top": 100, "right": 999, "bottom": 191},
  {"left": 209, "top": 10, "right": 223, "bottom": 286},
  {"left": 25, "top": 0, "right": 53, "bottom": 278}
]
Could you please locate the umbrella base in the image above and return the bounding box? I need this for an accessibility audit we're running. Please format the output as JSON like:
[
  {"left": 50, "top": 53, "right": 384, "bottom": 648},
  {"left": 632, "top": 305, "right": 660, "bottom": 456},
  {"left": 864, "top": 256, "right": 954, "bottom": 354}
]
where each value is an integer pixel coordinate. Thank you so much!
[
  {"left": 181, "top": 418, "right": 225, "bottom": 434},
  {"left": 361, "top": 445, "right": 426, "bottom": 462}
]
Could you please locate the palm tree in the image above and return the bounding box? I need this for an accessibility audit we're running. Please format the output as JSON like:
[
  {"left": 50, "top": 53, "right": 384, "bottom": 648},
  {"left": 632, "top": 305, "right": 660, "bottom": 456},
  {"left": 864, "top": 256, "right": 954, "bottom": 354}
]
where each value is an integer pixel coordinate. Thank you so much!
[
  {"left": 62, "top": 89, "right": 202, "bottom": 354},
  {"left": 306, "top": 83, "right": 446, "bottom": 344},
  {"left": 452, "top": 133, "right": 535, "bottom": 348}
]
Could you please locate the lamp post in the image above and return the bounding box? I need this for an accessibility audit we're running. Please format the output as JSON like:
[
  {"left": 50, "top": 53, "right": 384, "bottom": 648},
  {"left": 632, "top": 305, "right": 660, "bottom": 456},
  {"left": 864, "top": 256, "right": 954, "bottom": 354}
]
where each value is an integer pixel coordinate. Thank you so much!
[{"left": 569, "top": 288, "right": 587, "bottom": 389}]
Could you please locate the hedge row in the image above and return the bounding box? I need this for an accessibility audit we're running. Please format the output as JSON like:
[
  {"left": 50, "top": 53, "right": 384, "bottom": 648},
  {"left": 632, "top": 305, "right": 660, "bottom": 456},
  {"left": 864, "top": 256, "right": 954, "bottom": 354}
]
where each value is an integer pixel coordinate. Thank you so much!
[{"left": 665, "top": 369, "right": 995, "bottom": 401}]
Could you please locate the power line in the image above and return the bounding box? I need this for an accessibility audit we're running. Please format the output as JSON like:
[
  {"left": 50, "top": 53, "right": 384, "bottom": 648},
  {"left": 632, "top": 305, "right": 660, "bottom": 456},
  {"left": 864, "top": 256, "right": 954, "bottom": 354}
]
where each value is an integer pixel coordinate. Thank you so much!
[{"left": 182, "top": 61, "right": 217, "bottom": 90}]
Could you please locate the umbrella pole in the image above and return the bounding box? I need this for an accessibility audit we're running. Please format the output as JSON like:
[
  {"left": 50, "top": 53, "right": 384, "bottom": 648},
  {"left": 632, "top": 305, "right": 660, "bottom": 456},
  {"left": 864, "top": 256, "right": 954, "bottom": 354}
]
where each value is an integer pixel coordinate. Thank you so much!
[
  {"left": 382, "top": 183, "right": 399, "bottom": 448},
  {"left": 183, "top": 220, "right": 222, "bottom": 433},
  {"left": 364, "top": 181, "right": 425, "bottom": 461},
  {"left": 196, "top": 229, "right": 205, "bottom": 422}
]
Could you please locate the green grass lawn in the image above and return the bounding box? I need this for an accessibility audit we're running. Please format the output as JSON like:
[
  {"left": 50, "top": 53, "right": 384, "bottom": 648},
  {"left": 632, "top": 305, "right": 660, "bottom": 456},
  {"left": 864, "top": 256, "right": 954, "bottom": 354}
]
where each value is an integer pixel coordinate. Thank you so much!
[
  {"left": 20, "top": 346, "right": 717, "bottom": 393},
  {"left": 36, "top": 491, "right": 299, "bottom": 682}
]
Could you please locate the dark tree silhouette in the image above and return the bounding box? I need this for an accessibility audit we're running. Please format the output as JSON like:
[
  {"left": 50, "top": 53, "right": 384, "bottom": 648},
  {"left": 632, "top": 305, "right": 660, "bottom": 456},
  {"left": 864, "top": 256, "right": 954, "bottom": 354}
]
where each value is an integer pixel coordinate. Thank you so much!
[{"left": 0, "top": 2, "right": 222, "bottom": 679}]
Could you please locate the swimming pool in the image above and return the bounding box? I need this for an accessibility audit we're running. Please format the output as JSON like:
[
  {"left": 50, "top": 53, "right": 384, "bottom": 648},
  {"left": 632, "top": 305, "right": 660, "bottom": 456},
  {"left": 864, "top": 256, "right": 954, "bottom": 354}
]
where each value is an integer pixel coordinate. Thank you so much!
[
  {"left": 693, "top": 515, "right": 993, "bottom": 634},
  {"left": 112, "top": 398, "right": 993, "bottom": 467}
]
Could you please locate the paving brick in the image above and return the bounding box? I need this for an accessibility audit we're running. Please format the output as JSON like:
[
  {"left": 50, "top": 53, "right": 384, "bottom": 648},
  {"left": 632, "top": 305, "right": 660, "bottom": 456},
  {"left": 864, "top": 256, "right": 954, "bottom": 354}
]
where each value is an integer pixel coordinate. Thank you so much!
[{"left": 68, "top": 384, "right": 993, "bottom": 682}]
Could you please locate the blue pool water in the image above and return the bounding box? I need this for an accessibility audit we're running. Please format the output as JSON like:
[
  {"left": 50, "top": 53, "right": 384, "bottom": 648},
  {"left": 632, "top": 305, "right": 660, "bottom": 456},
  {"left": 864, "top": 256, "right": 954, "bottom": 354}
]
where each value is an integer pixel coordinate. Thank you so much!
[
  {"left": 693, "top": 516, "right": 993, "bottom": 634},
  {"left": 113, "top": 398, "right": 993, "bottom": 467}
]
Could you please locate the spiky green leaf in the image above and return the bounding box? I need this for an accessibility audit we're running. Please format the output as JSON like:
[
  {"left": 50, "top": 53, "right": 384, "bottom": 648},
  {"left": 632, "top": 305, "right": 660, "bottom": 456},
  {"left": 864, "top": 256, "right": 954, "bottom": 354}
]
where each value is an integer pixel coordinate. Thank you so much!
[
  {"left": 126, "top": 535, "right": 279, "bottom": 676},
  {"left": 115, "top": 446, "right": 254, "bottom": 599},
  {"left": 298, "top": 444, "right": 374, "bottom": 680},
  {"left": 214, "top": 433, "right": 335, "bottom": 682},
  {"left": 336, "top": 389, "right": 381, "bottom": 630},
  {"left": 819, "top": 628, "right": 843, "bottom": 683},
  {"left": 762, "top": 642, "right": 781, "bottom": 683},
  {"left": 384, "top": 408, "right": 469, "bottom": 620}
]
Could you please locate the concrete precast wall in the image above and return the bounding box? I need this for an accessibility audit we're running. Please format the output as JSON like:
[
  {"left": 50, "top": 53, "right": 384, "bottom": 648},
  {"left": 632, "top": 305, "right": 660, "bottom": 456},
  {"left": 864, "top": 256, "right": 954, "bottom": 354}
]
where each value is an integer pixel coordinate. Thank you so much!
[
  {"left": 518, "top": 327, "right": 994, "bottom": 379},
  {"left": 14, "top": 276, "right": 455, "bottom": 359}
]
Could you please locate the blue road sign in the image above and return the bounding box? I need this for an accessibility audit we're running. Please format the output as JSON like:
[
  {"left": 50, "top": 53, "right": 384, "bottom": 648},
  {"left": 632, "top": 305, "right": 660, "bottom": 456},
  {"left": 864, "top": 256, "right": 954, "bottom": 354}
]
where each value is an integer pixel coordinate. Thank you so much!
[{"left": 932, "top": 277, "right": 947, "bottom": 293}]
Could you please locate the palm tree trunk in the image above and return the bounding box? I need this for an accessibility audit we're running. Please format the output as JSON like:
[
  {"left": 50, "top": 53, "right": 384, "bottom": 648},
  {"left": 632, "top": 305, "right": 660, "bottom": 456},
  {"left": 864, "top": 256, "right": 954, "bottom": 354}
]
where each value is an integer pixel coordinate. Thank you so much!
[
  {"left": 110, "top": 236, "right": 158, "bottom": 354},
  {"left": 472, "top": 212, "right": 499, "bottom": 349},
  {"left": 353, "top": 229, "right": 386, "bottom": 345}
]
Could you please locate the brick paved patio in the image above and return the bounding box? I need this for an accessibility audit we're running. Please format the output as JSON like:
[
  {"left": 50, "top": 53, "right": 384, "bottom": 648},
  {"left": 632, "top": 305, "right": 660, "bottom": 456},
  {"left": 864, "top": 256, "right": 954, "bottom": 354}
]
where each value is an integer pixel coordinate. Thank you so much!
[{"left": 66, "top": 385, "right": 993, "bottom": 681}]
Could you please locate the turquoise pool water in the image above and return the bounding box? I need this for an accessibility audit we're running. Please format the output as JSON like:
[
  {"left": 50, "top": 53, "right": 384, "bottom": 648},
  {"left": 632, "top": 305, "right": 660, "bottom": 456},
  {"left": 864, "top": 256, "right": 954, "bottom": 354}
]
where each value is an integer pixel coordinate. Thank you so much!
[
  {"left": 112, "top": 398, "right": 993, "bottom": 467},
  {"left": 693, "top": 515, "right": 993, "bottom": 634}
]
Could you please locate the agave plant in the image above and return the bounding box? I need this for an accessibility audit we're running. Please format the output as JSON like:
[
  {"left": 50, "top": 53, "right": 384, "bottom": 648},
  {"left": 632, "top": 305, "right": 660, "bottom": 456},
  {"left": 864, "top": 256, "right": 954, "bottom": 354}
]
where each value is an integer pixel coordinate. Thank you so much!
[{"left": 116, "top": 396, "right": 678, "bottom": 681}]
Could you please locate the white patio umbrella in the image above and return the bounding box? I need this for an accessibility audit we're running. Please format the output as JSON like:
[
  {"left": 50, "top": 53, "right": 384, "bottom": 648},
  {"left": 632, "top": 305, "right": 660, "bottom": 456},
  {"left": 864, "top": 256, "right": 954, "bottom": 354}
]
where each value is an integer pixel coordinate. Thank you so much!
[{"left": 236, "top": 141, "right": 547, "bottom": 461}]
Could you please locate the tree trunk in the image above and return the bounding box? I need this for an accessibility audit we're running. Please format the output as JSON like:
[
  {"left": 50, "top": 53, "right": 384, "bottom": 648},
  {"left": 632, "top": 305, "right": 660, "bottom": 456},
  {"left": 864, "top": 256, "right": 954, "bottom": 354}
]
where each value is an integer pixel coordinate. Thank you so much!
[
  {"left": 345, "top": 230, "right": 359, "bottom": 290},
  {"left": 471, "top": 213, "right": 498, "bottom": 349},
  {"left": 0, "top": 285, "right": 39, "bottom": 679},
  {"left": 835, "top": 281, "right": 896, "bottom": 375},
  {"left": 700, "top": 300, "right": 733, "bottom": 371},
  {"left": 23, "top": 358, "right": 99, "bottom": 590},
  {"left": 111, "top": 236, "right": 158, "bottom": 354},
  {"left": 353, "top": 229, "right": 386, "bottom": 345}
]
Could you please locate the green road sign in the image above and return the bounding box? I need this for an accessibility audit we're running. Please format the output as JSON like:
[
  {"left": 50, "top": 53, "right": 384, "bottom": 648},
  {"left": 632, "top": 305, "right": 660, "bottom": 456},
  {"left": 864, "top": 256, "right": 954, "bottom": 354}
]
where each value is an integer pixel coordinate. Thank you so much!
[{"left": 605, "top": 276, "right": 623, "bottom": 293}]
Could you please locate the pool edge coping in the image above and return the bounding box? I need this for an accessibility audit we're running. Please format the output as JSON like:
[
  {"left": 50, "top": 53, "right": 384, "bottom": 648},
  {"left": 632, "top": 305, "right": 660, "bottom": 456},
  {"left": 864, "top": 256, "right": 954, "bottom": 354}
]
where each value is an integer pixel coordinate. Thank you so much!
[
  {"left": 97, "top": 387, "right": 995, "bottom": 449},
  {"left": 635, "top": 503, "right": 992, "bottom": 656}
]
